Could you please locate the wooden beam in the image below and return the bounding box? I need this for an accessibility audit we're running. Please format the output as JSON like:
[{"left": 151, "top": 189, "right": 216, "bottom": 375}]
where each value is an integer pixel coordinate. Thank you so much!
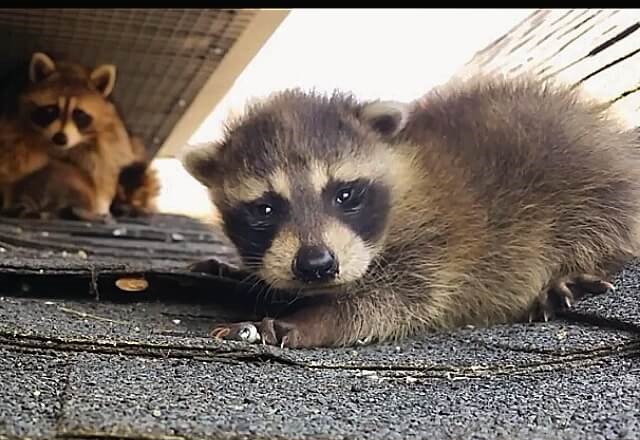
[{"left": 156, "top": 9, "right": 289, "bottom": 157}]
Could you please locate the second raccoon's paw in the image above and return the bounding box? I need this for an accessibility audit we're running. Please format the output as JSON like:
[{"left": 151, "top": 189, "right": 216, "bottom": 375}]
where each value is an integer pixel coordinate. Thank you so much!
[
  {"left": 211, "top": 318, "right": 311, "bottom": 349},
  {"left": 529, "top": 274, "right": 616, "bottom": 322},
  {"left": 66, "top": 207, "right": 115, "bottom": 224}
]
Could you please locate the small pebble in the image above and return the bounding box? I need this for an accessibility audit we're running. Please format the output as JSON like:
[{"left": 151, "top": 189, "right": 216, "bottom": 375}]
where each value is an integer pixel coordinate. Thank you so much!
[{"left": 171, "top": 232, "right": 185, "bottom": 242}]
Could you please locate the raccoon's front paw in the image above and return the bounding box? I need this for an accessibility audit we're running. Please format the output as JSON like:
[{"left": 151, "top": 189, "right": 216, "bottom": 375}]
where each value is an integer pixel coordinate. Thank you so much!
[
  {"left": 68, "top": 207, "right": 115, "bottom": 224},
  {"left": 529, "top": 273, "right": 616, "bottom": 322},
  {"left": 111, "top": 203, "right": 152, "bottom": 218},
  {"left": 211, "top": 318, "right": 310, "bottom": 348},
  {"left": 211, "top": 321, "right": 263, "bottom": 344}
]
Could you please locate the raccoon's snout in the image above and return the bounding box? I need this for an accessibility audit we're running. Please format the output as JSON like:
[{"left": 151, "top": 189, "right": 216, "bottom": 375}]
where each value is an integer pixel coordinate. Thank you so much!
[
  {"left": 292, "top": 245, "right": 339, "bottom": 283},
  {"left": 52, "top": 132, "right": 67, "bottom": 146}
]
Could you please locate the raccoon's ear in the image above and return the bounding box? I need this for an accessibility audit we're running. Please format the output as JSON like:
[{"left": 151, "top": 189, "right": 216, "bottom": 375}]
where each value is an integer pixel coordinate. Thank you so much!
[
  {"left": 29, "top": 52, "right": 56, "bottom": 83},
  {"left": 180, "top": 142, "right": 223, "bottom": 187},
  {"left": 90, "top": 64, "right": 117, "bottom": 97},
  {"left": 359, "top": 100, "right": 411, "bottom": 138}
]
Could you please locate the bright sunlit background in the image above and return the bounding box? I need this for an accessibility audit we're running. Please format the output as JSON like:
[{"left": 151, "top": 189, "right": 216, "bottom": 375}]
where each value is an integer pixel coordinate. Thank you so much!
[{"left": 153, "top": 8, "right": 536, "bottom": 220}]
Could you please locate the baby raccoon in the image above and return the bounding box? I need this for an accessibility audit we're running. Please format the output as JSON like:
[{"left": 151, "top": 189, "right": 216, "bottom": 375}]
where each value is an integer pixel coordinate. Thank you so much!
[{"left": 184, "top": 75, "right": 640, "bottom": 348}]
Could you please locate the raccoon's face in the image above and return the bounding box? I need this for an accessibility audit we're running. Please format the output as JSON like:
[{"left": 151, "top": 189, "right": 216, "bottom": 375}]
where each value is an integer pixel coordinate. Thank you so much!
[
  {"left": 20, "top": 52, "right": 117, "bottom": 151},
  {"left": 184, "top": 90, "right": 415, "bottom": 291}
]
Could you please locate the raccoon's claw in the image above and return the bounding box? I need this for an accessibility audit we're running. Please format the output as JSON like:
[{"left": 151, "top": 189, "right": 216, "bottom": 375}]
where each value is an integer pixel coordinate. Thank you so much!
[
  {"left": 98, "top": 213, "right": 117, "bottom": 225},
  {"left": 529, "top": 273, "right": 616, "bottom": 322},
  {"left": 210, "top": 318, "right": 305, "bottom": 348},
  {"left": 211, "top": 322, "right": 262, "bottom": 344}
]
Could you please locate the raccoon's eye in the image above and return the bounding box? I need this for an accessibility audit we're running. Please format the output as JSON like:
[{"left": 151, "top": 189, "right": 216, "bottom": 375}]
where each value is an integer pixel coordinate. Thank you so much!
[
  {"left": 72, "top": 109, "right": 93, "bottom": 129},
  {"left": 255, "top": 204, "right": 273, "bottom": 217},
  {"left": 335, "top": 185, "right": 366, "bottom": 212},
  {"left": 336, "top": 189, "right": 352, "bottom": 204},
  {"left": 31, "top": 105, "right": 59, "bottom": 127},
  {"left": 247, "top": 203, "right": 275, "bottom": 227}
]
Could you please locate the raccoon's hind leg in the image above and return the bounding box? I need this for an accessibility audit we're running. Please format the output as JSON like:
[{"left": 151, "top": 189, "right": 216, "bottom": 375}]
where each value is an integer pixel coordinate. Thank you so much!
[{"left": 529, "top": 273, "right": 616, "bottom": 322}]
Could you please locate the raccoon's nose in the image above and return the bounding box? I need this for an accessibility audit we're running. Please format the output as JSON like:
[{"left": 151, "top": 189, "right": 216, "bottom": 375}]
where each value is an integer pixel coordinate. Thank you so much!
[
  {"left": 292, "top": 245, "right": 339, "bottom": 283},
  {"left": 52, "top": 132, "right": 68, "bottom": 146}
]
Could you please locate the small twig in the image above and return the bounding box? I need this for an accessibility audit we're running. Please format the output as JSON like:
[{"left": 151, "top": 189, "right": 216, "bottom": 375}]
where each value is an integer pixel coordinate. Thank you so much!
[{"left": 57, "top": 306, "right": 127, "bottom": 325}]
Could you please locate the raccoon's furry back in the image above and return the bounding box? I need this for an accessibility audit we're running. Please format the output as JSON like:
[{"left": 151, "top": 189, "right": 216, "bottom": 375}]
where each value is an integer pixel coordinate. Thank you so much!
[{"left": 366, "top": 74, "right": 640, "bottom": 335}]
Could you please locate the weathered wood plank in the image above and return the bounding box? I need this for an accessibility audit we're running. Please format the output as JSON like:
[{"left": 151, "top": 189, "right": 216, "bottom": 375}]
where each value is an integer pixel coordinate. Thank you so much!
[
  {"left": 459, "top": 9, "right": 640, "bottom": 128},
  {"left": 579, "top": 50, "right": 640, "bottom": 104},
  {"left": 531, "top": 10, "right": 624, "bottom": 77},
  {"left": 609, "top": 96, "right": 640, "bottom": 129},
  {"left": 542, "top": 16, "right": 640, "bottom": 81},
  {"left": 498, "top": 9, "right": 606, "bottom": 77}
]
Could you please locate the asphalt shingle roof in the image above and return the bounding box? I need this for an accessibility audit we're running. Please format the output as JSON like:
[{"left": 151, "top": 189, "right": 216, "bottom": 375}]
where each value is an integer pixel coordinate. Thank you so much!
[{"left": 1, "top": 214, "right": 639, "bottom": 440}]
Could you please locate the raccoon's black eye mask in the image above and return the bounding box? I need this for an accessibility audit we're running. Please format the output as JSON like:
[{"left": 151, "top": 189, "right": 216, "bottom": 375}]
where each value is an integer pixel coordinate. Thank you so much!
[
  {"left": 239, "top": 192, "right": 290, "bottom": 231},
  {"left": 224, "top": 191, "right": 290, "bottom": 262},
  {"left": 72, "top": 109, "right": 93, "bottom": 129},
  {"left": 30, "top": 105, "right": 59, "bottom": 127},
  {"left": 323, "top": 178, "right": 390, "bottom": 243}
]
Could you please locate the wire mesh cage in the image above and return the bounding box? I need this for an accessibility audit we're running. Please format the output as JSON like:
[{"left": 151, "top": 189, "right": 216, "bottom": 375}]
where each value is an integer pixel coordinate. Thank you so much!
[{"left": 0, "top": 8, "right": 257, "bottom": 157}]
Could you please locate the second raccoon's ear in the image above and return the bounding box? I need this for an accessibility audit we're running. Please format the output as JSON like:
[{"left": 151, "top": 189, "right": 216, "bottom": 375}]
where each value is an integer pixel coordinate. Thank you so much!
[
  {"left": 359, "top": 100, "right": 411, "bottom": 138},
  {"left": 29, "top": 52, "right": 57, "bottom": 83},
  {"left": 90, "top": 64, "right": 117, "bottom": 97},
  {"left": 180, "top": 142, "right": 223, "bottom": 187}
]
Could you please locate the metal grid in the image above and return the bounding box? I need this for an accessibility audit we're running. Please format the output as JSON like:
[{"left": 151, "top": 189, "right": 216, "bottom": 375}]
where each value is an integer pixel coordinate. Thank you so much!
[{"left": 0, "top": 8, "right": 257, "bottom": 157}]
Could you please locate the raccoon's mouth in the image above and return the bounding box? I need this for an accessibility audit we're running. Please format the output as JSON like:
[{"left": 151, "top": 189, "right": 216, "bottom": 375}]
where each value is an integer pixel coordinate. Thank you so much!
[
  {"left": 254, "top": 267, "right": 354, "bottom": 295},
  {"left": 266, "top": 278, "right": 347, "bottom": 296},
  {"left": 50, "top": 144, "right": 76, "bottom": 153}
]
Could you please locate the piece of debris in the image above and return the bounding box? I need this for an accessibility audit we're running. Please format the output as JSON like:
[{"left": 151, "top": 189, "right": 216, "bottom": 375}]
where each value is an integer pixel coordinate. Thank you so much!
[
  {"left": 58, "top": 306, "right": 127, "bottom": 325},
  {"left": 115, "top": 277, "right": 149, "bottom": 292},
  {"left": 171, "top": 232, "right": 185, "bottom": 242},
  {"left": 112, "top": 227, "right": 127, "bottom": 236}
]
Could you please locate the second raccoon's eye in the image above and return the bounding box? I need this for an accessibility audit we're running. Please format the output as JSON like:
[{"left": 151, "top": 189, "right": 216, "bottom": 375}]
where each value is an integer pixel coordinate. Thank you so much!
[
  {"left": 31, "top": 105, "right": 59, "bottom": 127},
  {"left": 72, "top": 109, "right": 93, "bottom": 129}
]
